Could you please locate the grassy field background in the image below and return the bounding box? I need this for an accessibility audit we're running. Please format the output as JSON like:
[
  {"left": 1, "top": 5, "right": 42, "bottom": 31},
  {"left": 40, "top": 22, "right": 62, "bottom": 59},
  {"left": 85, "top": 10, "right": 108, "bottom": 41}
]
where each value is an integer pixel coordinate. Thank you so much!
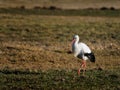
[
  {"left": 0, "top": 0, "right": 120, "bottom": 9},
  {"left": 0, "top": 0, "right": 120, "bottom": 89}
]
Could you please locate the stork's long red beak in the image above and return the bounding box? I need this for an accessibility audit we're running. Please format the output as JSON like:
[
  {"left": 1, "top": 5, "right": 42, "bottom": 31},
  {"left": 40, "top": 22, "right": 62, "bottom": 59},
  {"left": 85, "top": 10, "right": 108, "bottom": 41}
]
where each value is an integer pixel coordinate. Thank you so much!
[{"left": 71, "top": 39, "right": 76, "bottom": 45}]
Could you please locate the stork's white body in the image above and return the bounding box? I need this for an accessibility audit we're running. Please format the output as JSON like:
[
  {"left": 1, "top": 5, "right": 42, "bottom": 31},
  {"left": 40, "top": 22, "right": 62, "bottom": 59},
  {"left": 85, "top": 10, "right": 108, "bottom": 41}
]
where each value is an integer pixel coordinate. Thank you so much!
[
  {"left": 72, "top": 36, "right": 91, "bottom": 60},
  {"left": 71, "top": 35, "right": 95, "bottom": 75}
]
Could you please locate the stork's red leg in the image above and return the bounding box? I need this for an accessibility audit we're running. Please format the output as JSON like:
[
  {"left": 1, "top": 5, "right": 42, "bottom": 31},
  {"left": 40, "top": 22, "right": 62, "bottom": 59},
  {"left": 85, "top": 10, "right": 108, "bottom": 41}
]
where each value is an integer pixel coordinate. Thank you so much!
[
  {"left": 78, "top": 60, "right": 86, "bottom": 75},
  {"left": 82, "top": 60, "right": 86, "bottom": 76},
  {"left": 78, "top": 68, "right": 81, "bottom": 75}
]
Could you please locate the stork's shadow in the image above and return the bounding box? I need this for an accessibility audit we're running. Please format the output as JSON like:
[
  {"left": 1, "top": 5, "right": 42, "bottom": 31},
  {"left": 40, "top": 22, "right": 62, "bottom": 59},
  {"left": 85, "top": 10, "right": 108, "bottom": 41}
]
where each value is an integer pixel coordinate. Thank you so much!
[{"left": 53, "top": 50, "right": 72, "bottom": 54}]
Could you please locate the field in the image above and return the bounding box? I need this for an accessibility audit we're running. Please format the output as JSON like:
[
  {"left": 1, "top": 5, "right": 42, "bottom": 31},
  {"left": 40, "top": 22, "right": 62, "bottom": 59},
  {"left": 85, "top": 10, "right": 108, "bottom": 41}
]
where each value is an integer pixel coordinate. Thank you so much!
[
  {"left": 0, "top": 0, "right": 120, "bottom": 9},
  {"left": 0, "top": 0, "right": 120, "bottom": 90}
]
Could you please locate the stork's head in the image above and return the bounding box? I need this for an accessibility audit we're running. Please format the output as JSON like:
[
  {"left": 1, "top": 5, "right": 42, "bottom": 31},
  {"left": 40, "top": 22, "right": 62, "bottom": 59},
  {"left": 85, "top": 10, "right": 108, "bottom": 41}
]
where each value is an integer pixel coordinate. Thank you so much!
[
  {"left": 73, "top": 35, "right": 79, "bottom": 40},
  {"left": 71, "top": 35, "right": 80, "bottom": 45}
]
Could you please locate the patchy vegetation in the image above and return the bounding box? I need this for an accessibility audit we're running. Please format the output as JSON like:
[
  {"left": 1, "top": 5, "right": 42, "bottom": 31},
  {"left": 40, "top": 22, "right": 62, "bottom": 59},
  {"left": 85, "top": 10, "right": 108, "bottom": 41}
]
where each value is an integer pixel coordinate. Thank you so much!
[
  {"left": 0, "top": 8, "right": 120, "bottom": 17},
  {"left": 0, "top": 69, "right": 120, "bottom": 90},
  {"left": 0, "top": 1, "right": 120, "bottom": 89}
]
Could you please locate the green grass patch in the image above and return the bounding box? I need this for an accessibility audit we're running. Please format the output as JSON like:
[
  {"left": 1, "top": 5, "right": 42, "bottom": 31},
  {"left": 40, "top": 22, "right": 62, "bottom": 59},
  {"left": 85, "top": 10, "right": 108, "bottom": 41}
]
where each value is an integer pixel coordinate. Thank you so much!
[
  {"left": 0, "top": 69, "right": 119, "bottom": 90},
  {"left": 0, "top": 8, "right": 120, "bottom": 17},
  {"left": 0, "top": 20, "right": 120, "bottom": 44}
]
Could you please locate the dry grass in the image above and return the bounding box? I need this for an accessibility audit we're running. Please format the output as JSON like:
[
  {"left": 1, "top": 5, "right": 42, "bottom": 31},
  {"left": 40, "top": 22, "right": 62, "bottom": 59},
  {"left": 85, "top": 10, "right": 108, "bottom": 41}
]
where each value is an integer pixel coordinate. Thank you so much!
[
  {"left": 0, "top": 0, "right": 120, "bottom": 9},
  {"left": 0, "top": 14, "right": 120, "bottom": 72},
  {"left": 0, "top": 41, "right": 119, "bottom": 71}
]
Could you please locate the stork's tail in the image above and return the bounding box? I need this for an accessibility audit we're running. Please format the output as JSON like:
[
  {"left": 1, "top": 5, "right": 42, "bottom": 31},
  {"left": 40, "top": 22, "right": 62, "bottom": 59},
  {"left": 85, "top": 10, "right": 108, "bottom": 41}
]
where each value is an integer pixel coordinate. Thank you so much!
[{"left": 84, "top": 52, "right": 95, "bottom": 62}]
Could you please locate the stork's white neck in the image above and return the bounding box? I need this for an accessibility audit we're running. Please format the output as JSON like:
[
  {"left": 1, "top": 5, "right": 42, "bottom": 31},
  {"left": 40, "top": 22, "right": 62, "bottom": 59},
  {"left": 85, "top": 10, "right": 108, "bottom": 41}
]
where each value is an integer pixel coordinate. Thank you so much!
[{"left": 75, "top": 37, "right": 79, "bottom": 44}]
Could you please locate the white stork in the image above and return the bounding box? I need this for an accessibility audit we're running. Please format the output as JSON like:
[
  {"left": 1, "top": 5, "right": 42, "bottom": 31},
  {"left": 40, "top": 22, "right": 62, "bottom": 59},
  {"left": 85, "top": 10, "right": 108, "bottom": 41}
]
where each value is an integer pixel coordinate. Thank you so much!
[{"left": 71, "top": 35, "right": 95, "bottom": 75}]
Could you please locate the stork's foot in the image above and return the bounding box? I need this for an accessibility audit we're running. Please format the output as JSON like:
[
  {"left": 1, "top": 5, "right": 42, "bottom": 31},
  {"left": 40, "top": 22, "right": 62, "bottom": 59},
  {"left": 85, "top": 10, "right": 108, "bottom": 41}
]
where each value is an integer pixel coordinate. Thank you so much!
[
  {"left": 78, "top": 69, "right": 81, "bottom": 75},
  {"left": 78, "top": 69, "right": 86, "bottom": 76}
]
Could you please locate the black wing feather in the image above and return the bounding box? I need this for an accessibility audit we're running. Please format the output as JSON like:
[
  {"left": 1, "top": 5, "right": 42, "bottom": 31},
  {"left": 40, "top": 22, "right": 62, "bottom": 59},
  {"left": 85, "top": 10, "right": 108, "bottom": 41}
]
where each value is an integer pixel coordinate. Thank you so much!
[{"left": 84, "top": 52, "right": 95, "bottom": 62}]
